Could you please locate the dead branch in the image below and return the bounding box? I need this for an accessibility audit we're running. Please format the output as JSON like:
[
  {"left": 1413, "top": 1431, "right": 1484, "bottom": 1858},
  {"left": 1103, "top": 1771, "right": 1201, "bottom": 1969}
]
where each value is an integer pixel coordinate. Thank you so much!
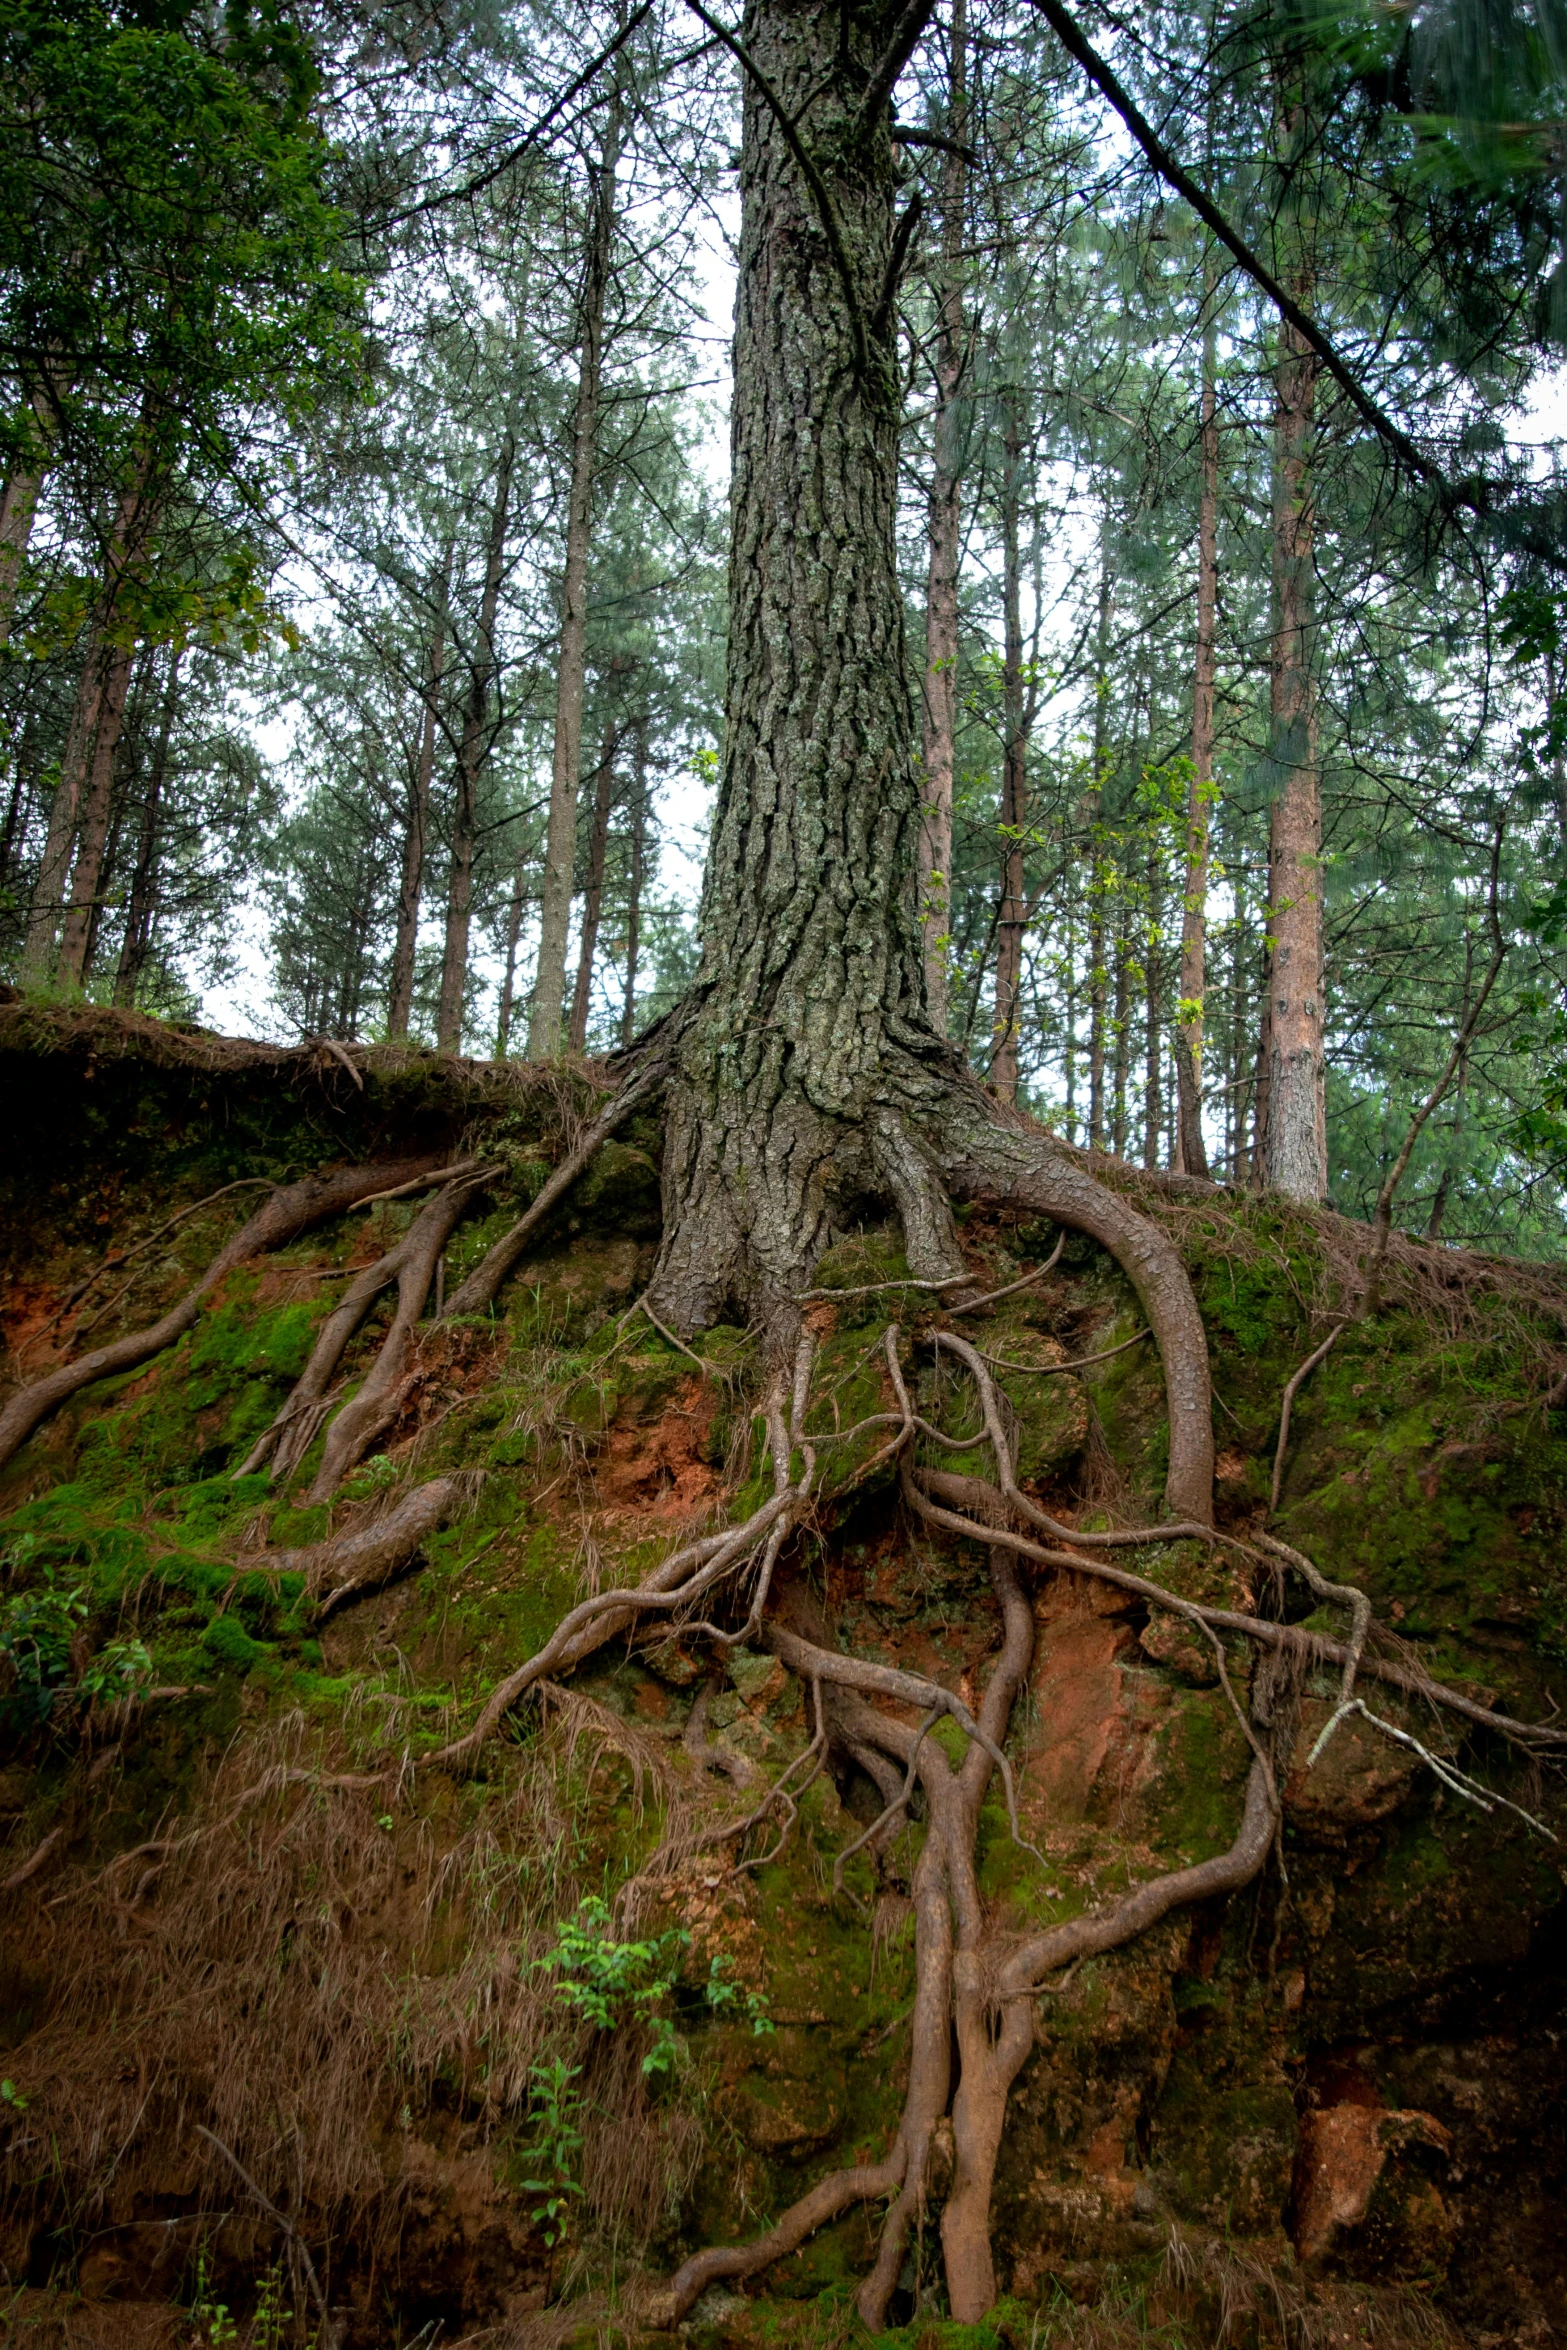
[{"left": 1270, "top": 1323, "right": 1343, "bottom": 1511}]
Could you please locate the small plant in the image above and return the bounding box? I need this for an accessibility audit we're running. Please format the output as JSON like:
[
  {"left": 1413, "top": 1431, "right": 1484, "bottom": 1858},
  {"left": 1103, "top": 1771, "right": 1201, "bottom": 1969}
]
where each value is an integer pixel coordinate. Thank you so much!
[
  {"left": 703, "top": 1951, "right": 775, "bottom": 2039},
  {"left": 1, "top": 2077, "right": 29, "bottom": 2113},
  {"left": 518, "top": 2056, "right": 584, "bottom": 2247},
  {"left": 78, "top": 1633, "right": 153, "bottom": 1706},
  {"left": 339, "top": 1452, "right": 399, "bottom": 1502},
  {"left": 532, "top": 1895, "right": 691, "bottom": 2075},
  {"left": 0, "top": 1565, "right": 86, "bottom": 1730},
  {"left": 186, "top": 2247, "right": 237, "bottom": 2345}
]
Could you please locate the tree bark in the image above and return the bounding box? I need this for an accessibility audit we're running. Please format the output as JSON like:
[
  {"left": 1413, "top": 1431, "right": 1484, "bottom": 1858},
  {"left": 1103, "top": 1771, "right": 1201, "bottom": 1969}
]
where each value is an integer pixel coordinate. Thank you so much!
[
  {"left": 1175, "top": 300, "right": 1218, "bottom": 1178},
  {"left": 437, "top": 436, "right": 515, "bottom": 1053},
  {"left": 990, "top": 396, "right": 1027, "bottom": 1102},
  {"left": 916, "top": 0, "right": 968, "bottom": 1035},
  {"left": 568, "top": 721, "right": 620, "bottom": 1052},
  {"left": 528, "top": 80, "right": 624, "bottom": 1060},
  {"left": 1143, "top": 850, "right": 1162, "bottom": 1169},
  {"left": 390, "top": 555, "right": 450, "bottom": 1039},
  {"left": 1087, "top": 541, "right": 1113, "bottom": 1148},
  {"left": 638, "top": 0, "right": 1212, "bottom": 1522},
  {"left": 20, "top": 630, "right": 104, "bottom": 985},
  {"left": 1263, "top": 295, "right": 1326, "bottom": 1199},
  {"left": 113, "top": 649, "right": 182, "bottom": 1006},
  {"left": 622, "top": 712, "right": 648, "bottom": 1048},
  {"left": 0, "top": 465, "right": 41, "bottom": 652}
]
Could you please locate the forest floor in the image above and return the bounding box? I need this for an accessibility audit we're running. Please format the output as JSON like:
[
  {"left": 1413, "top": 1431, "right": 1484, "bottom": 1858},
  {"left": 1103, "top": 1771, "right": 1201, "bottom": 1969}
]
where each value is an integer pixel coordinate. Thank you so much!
[{"left": 0, "top": 1005, "right": 1563, "bottom": 2350}]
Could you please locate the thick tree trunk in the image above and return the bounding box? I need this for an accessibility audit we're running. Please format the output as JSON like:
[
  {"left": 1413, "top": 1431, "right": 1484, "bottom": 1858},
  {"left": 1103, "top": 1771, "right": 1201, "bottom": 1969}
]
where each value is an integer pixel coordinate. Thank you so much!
[
  {"left": 568, "top": 722, "right": 620, "bottom": 1052},
  {"left": 622, "top": 713, "right": 648, "bottom": 1047},
  {"left": 437, "top": 437, "right": 514, "bottom": 1053},
  {"left": 390, "top": 560, "right": 449, "bottom": 1039},
  {"left": 1176, "top": 303, "right": 1218, "bottom": 1178},
  {"left": 990, "top": 400, "right": 1027, "bottom": 1102},
  {"left": 528, "top": 86, "right": 623, "bottom": 1060},
  {"left": 916, "top": 0, "right": 968, "bottom": 1035},
  {"left": 20, "top": 632, "right": 104, "bottom": 984},
  {"left": 1263, "top": 303, "right": 1326, "bottom": 1199},
  {"left": 641, "top": 0, "right": 1212, "bottom": 1524}
]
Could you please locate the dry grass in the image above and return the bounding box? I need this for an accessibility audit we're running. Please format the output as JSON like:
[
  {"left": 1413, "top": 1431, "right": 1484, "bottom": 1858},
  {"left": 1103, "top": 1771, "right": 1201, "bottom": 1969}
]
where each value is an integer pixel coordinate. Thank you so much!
[{"left": 0, "top": 1694, "right": 707, "bottom": 2291}]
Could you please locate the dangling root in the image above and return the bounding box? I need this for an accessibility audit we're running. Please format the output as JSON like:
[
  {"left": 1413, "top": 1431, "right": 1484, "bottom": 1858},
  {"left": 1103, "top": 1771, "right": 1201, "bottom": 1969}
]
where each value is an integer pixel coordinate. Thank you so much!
[
  {"left": 0, "top": 1157, "right": 453, "bottom": 1475},
  {"left": 235, "top": 1160, "right": 498, "bottom": 1482},
  {"left": 303, "top": 1171, "right": 498, "bottom": 1499},
  {"left": 443, "top": 1053, "right": 669, "bottom": 1318}
]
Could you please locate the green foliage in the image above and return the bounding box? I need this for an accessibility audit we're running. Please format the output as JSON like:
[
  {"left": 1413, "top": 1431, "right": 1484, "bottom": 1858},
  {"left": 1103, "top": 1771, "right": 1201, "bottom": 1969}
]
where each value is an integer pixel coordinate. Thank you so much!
[
  {"left": 531, "top": 1894, "right": 691, "bottom": 2076},
  {"left": 518, "top": 2056, "right": 584, "bottom": 2248}
]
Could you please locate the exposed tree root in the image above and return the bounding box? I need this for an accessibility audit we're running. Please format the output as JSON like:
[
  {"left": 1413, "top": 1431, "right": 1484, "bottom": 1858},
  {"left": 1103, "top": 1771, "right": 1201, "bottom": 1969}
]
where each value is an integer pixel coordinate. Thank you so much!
[
  {"left": 0, "top": 1156, "right": 452, "bottom": 1474},
  {"left": 443, "top": 1054, "right": 669, "bottom": 1318},
  {"left": 263, "top": 1473, "right": 473, "bottom": 1615}
]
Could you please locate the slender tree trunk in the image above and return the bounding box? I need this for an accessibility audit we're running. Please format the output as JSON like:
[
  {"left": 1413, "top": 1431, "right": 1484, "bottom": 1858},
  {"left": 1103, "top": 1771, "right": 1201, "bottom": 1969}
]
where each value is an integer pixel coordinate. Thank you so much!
[
  {"left": 0, "top": 465, "right": 42, "bottom": 652},
  {"left": 917, "top": 0, "right": 968, "bottom": 1033},
  {"left": 494, "top": 865, "right": 528, "bottom": 1058},
  {"left": 990, "top": 400, "right": 1027, "bottom": 1101},
  {"left": 390, "top": 556, "right": 450, "bottom": 1039},
  {"left": 623, "top": 713, "right": 647, "bottom": 1048},
  {"left": 1063, "top": 929, "right": 1077, "bottom": 1142},
  {"left": 437, "top": 436, "right": 515, "bottom": 1054},
  {"left": 1175, "top": 303, "right": 1218, "bottom": 1177},
  {"left": 1112, "top": 899, "right": 1131, "bottom": 1156},
  {"left": 1263, "top": 293, "right": 1326, "bottom": 1199},
  {"left": 1144, "top": 853, "right": 1163, "bottom": 1168},
  {"left": 113, "top": 648, "right": 181, "bottom": 1005},
  {"left": 1087, "top": 543, "right": 1112, "bottom": 1148},
  {"left": 20, "top": 630, "right": 105, "bottom": 984},
  {"left": 568, "top": 722, "right": 620, "bottom": 1052},
  {"left": 528, "top": 80, "right": 624, "bottom": 1059},
  {"left": 57, "top": 639, "right": 135, "bottom": 986}
]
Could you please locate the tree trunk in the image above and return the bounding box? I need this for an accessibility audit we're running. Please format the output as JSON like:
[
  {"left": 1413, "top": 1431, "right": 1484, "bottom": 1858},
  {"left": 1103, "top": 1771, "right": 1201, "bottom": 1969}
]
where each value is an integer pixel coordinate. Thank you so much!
[
  {"left": 527, "top": 82, "right": 624, "bottom": 1060},
  {"left": 916, "top": 0, "right": 968, "bottom": 1035},
  {"left": 0, "top": 464, "right": 42, "bottom": 651},
  {"left": 639, "top": 0, "right": 1212, "bottom": 1522},
  {"left": 622, "top": 713, "right": 648, "bottom": 1048},
  {"left": 1087, "top": 541, "right": 1113, "bottom": 1148},
  {"left": 1176, "top": 300, "right": 1218, "bottom": 1178},
  {"left": 568, "top": 722, "right": 620, "bottom": 1053},
  {"left": 1144, "top": 851, "right": 1163, "bottom": 1169},
  {"left": 494, "top": 864, "right": 528, "bottom": 1058},
  {"left": 57, "top": 639, "right": 136, "bottom": 986},
  {"left": 19, "top": 630, "right": 105, "bottom": 985},
  {"left": 437, "top": 435, "right": 515, "bottom": 1054},
  {"left": 990, "top": 399, "right": 1027, "bottom": 1101},
  {"left": 113, "top": 648, "right": 182, "bottom": 1006},
  {"left": 390, "top": 557, "right": 449, "bottom": 1039},
  {"left": 1263, "top": 296, "right": 1326, "bottom": 1199}
]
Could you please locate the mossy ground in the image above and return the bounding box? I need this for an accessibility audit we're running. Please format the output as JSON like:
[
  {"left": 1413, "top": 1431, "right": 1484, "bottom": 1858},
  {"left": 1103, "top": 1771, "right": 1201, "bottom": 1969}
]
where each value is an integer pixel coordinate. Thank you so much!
[{"left": 0, "top": 1013, "right": 1563, "bottom": 2346}]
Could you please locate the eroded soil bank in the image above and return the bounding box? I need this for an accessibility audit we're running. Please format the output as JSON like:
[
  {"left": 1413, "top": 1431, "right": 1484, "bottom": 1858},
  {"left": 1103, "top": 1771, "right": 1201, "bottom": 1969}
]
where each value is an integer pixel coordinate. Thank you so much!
[{"left": 0, "top": 1007, "right": 1563, "bottom": 2349}]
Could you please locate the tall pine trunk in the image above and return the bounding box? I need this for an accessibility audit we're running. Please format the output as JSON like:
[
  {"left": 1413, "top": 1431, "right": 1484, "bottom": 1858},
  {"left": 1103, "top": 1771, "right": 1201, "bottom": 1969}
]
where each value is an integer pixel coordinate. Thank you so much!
[
  {"left": 990, "top": 398, "right": 1027, "bottom": 1101},
  {"left": 1175, "top": 299, "right": 1218, "bottom": 1177},
  {"left": 390, "top": 556, "right": 449, "bottom": 1039},
  {"left": 57, "top": 640, "right": 136, "bottom": 985},
  {"left": 568, "top": 722, "right": 620, "bottom": 1051},
  {"left": 1086, "top": 540, "right": 1112, "bottom": 1148},
  {"left": 1263, "top": 297, "right": 1325, "bottom": 1199},
  {"left": 437, "top": 435, "right": 514, "bottom": 1053},
  {"left": 528, "top": 81, "right": 624, "bottom": 1058},
  {"left": 622, "top": 712, "right": 647, "bottom": 1047},
  {"left": 916, "top": 0, "right": 968, "bottom": 1034},
  {"left": 113, "top": 649, "right": 181, "bottom": 1005}
]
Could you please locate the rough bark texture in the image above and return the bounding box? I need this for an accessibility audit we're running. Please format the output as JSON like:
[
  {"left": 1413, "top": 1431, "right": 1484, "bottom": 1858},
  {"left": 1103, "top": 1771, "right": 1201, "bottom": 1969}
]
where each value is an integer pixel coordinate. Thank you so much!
[
  {"left": 528, "top": 88, "right": 622, "bottom": 1061},
  {"left": 20, "top": 630, "right": 104, "bottom": 984},
  {"left": 1176, "top": 302, "right": 1217, "bottom": 1179},
  {"left": 0, "top": 463, "right": 42, "bottom": 650},
  {"left": 916, "top": 0, "right": 968, "bottom": 1037},
  {"left": 641, "top": 0, "right": 1212, "bottom": 1521},
  {"left": 438, "top": 438, "right": 514, "bottom": 1053},
  {"left": 1264, "top": 302, "right": 1326, "bottom": 1201}
]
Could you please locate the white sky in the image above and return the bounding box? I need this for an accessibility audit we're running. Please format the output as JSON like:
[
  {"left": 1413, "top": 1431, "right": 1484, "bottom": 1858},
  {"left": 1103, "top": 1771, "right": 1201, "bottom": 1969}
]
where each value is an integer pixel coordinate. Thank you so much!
[{"left": 199, "top": 189, "right": 1566, "bottom": 1045}]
